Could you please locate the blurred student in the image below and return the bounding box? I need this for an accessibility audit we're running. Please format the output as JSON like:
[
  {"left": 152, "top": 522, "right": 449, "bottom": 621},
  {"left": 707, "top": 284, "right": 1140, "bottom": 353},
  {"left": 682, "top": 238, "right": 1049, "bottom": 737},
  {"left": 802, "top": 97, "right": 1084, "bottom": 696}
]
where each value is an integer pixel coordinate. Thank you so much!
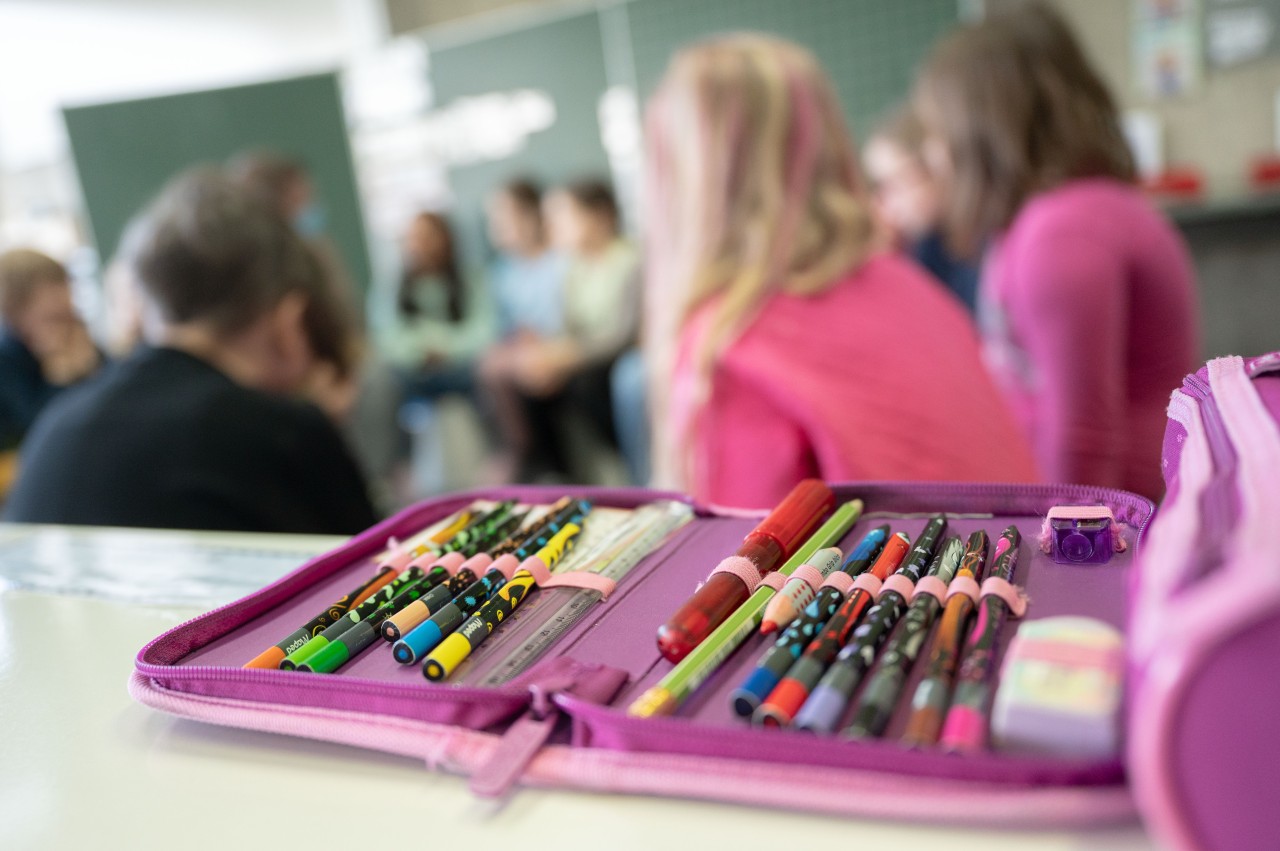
[
  {"left": 863, "top": 106, "right": 980, "bottom": 313},
  {"left": 229, "top": 150, "right": 364, "bottom": 331},
  {"left": 485, "top": 178, "right": 566, "bottom": 340},
  {"left": 480, "top": 179, "right": 639, "bottom": 481},
  {"left": 643, "top": 34, "right": 1039, "bottom": 508},
  {"left": 476, "top": 178, "right": 563, "bottom": 481},
  {"left": 3, "top": 169, "right": 378, "bottom": 534},
  {"left": 0, "top": 249, "right": 101, "bottom": 452},
  {"left": 915, "top": 3, "right": 1199, "bottom": 499},
  {"left": 378, "top": 212, "right": 493, "bottom": 397}
]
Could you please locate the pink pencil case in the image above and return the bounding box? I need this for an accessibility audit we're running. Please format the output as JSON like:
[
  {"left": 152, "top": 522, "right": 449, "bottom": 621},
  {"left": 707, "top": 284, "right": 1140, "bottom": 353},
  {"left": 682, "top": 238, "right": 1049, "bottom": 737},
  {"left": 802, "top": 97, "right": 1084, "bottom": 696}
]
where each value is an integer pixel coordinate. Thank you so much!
[
  {"left": 133, "top": 479, "right": 1158, "bottom": 828},
  {"left": 1128, "top": 353, "right": 1280, "bottom": 851}
]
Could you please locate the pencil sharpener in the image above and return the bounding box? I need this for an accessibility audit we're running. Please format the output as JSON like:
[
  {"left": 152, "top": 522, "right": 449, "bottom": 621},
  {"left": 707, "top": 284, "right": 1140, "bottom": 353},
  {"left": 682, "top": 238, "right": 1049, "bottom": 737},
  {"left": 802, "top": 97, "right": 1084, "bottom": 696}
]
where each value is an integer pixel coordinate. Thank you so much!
[{"left": 1048, "top": 515, "right": 1115, "bottom": 564}]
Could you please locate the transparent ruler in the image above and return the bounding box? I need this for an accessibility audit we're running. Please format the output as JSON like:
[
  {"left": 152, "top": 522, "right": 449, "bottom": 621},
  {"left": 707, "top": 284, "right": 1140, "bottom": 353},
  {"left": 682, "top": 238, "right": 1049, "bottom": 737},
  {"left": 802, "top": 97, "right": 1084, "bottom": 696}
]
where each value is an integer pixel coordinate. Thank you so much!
[{"left": 473, "top": 502, "right": 693, "bottom": 686}]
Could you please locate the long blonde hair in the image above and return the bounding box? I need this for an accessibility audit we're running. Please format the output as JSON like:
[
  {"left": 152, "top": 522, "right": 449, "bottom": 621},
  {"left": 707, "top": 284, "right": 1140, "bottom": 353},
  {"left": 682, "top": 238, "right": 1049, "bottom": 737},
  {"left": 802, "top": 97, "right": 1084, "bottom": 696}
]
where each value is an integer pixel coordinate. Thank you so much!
[{"left": 643, "top": 34, "right": 875, "bottom": 488}]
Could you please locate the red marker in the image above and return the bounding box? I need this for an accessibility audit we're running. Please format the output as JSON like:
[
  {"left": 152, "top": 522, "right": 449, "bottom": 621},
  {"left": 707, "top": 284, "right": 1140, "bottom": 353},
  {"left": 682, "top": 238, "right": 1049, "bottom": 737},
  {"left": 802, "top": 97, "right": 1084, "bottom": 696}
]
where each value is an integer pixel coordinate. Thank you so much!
[{"left": 656, "top": 479, "right": 835, "bottom": 663}]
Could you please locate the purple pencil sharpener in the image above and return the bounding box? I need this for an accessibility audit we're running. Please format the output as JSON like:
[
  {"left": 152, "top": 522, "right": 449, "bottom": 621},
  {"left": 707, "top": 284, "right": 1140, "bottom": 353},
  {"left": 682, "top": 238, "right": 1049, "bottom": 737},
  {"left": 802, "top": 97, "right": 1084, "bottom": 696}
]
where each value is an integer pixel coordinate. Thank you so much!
[{"left": 1044, "top": 506, "right": 1117, "bottom": 565}]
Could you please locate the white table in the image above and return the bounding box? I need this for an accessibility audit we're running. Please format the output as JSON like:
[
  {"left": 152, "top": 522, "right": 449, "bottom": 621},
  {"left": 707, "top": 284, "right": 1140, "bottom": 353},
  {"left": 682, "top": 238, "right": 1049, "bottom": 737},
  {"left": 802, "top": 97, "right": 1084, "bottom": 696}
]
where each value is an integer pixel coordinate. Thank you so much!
[{"left": 0, "top": 525, "right": 1157, "bottom": 850}]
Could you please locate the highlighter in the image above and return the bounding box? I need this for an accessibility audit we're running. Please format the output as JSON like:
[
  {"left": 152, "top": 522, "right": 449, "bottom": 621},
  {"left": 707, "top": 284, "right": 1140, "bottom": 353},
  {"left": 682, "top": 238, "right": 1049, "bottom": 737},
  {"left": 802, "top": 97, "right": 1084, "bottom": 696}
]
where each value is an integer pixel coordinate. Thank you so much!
[{"left": 656, "top": 480, "right": 835, "bottom": 663}]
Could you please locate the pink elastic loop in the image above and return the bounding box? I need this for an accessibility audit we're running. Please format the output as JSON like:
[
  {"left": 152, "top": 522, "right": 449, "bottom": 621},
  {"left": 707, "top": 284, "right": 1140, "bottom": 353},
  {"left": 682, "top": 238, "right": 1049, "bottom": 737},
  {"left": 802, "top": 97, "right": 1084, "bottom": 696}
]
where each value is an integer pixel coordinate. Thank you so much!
[
  {"left": 383, "top": 550, "right": 414, "bottom": 570},
  {"left": 980, "top": 577, "right": 1029, "bottom": 618},
  {"left": 913, "top": 576, "right": 948, "bottom": 604},
  {"left": 881, "top": 573, "right": 916, "bottom": 604},
  {"left": 409, "top": 550, "right": 464, "bottom": 573},
  {"left": 519, "top": 556, "right": 553, "bottom": 586},
  {"left": 822, "top": 572, "right": 855, "bottom": 594},
  {"left": 759, "top": 572, "right": 788, "bottom": 592},
  {"left": 540, "top": 572, "right": 618, "bottom": 600},
  {"left": 516, "top": 557, "right": 621, "bottom": 600},
  {"left": 490, "top": 553, "right": 521, "bottom": 579},
  {"left": 458, "top": 553, "right": 494, "bottom": 576},
  {"left": 945, "top": 575, "right": 981, "bottom": 603},
  {"left": 710, "top": 555, "right": 763, "bottom": 593},
  {"left": 851, "top": 573, "right": 882, "bottom": 597},
  {"left": 789, "top": 563, "right": 826, "bottom": 591}
]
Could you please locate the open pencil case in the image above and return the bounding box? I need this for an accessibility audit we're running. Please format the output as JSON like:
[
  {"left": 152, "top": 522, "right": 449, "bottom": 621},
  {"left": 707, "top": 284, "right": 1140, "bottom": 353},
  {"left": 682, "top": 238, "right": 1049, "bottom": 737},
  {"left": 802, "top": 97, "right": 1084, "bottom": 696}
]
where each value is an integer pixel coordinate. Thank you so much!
[{"left": 133, "top": 477, "right": 1157, "bottom": 828}]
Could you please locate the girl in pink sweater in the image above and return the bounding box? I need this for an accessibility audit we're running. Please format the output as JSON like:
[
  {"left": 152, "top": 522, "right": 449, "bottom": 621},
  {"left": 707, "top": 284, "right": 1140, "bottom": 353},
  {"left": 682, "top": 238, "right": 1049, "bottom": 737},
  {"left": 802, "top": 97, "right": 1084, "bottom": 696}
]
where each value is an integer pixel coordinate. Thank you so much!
[
  {"left": 915, "top": 5, "right": 1200, "bottom": 500},
  {"left": 643, "top": 35, "right": 1039, "bottom": 508}
]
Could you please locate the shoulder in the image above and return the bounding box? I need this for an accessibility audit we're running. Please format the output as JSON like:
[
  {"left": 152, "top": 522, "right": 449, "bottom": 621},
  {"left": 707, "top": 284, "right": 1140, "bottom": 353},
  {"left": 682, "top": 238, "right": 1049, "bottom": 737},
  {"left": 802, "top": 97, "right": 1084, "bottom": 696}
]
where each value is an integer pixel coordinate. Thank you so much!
[{"left": 1010, "top": 178, "right": 1168, "bottom": 244}]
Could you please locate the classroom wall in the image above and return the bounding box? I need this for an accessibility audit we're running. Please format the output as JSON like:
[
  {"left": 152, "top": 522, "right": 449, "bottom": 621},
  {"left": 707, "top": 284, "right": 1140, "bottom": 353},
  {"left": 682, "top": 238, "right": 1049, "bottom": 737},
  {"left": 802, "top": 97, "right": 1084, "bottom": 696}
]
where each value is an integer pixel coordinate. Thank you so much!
[{"left": 995, "top": 0, "right": 1280, "bottom": 195}]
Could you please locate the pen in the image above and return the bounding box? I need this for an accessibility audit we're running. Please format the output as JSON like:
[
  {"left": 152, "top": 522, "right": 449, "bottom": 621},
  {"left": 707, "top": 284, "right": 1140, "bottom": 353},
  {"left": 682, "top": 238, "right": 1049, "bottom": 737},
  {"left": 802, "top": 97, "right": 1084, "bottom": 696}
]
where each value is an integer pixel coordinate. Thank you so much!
[
  {"left": 388, "top": 500, "right": 589, "bottom": 657},
  {"left": 940, "top": 525, "right": 1023, "bottom": 751},
  {"left": 842, "top": 535, "right": 966, "bottom": 738},
  {"left": 657, "top": 480, "right": 835, "bottom": 663},
  {"left": 393, "top": 565, "right": 508, "bottom": 664},
  {"left": 758, "top": 514, "right": 946, "bottom": 727},
  {"left": 242, "top": 564, "right": 397, "bottom": 669},
  {"left": 628, "top": 501, "right": 863, "bottom": 718},
  {"left": 901, "top": 530, "right": 989, "bottom": 746},
  {"left": 730, "top": 525, "right": 896, "bottom": 718},
  {"left": 380, "top": 565, "right": 480, "bottom": 642},
  {"left": 759, "top": 547, "right": 846, "bottom": 636},
  {"left": 423, "top": 522, "right": 582, "bottom": 681},
  {"left": 439, "top": 501, "right": 519, "bottom": 556},
  {"left": 278, "top": 563, "right": 432, "bottom": 670}
]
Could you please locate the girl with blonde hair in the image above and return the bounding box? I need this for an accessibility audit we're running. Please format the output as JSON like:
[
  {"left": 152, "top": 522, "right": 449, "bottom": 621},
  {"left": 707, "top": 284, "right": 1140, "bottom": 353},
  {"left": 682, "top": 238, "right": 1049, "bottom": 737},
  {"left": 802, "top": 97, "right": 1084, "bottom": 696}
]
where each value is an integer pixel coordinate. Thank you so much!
[{"left": 644, "top": 34, "right": 1038, "bottom": 507}]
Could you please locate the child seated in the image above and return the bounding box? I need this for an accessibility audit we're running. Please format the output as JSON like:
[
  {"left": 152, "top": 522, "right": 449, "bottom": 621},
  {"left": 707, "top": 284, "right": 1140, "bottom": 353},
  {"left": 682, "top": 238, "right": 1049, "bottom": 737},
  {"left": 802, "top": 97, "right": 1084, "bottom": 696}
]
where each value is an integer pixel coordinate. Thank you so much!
[
  {"left": 0, "top": 249, "right": 101, "bottom": 453},
  {"left": 3, "top": 169, "right": 378, "bottom": 534},
  {"left": 643, "top": 35, "right": 1040, "bottom": 507}
]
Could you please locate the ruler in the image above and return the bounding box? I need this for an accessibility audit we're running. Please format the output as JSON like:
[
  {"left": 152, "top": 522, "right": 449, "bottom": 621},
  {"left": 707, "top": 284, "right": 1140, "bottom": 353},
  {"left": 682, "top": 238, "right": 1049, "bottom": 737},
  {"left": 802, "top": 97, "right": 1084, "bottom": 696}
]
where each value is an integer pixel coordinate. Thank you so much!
[{"left": 473, "top": 502, "right": 693, "bottom": 685}]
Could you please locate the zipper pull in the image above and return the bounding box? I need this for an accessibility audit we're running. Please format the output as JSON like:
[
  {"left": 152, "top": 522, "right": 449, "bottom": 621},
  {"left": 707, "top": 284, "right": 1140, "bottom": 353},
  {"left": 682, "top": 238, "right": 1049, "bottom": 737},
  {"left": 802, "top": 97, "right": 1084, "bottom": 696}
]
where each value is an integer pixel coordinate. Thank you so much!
[{"left": 469, "top": 658, "right": 628, "bottom": 799}]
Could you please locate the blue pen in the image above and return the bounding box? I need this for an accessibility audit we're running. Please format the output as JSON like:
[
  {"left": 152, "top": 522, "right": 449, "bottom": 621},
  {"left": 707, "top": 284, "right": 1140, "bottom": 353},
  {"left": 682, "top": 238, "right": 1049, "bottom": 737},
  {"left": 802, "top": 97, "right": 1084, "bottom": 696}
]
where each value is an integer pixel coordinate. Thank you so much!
[{"left": 729, "top": 525, "right": 892, "bottom": 718}]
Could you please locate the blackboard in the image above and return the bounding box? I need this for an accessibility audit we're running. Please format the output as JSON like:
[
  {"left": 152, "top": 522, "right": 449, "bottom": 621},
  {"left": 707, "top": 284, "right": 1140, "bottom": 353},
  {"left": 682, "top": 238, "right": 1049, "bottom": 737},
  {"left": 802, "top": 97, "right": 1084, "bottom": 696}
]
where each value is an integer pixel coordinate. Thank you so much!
[{"left": 63, "top": 73, "right": 371, "bottom": 291}]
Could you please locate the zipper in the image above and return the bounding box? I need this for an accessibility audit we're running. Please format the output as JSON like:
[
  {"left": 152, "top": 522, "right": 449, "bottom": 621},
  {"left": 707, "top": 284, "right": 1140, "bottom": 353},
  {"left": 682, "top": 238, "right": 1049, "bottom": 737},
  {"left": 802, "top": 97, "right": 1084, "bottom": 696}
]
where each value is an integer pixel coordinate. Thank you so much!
[
  {"left": 554, "top": 693, "right": 1124, "bottom": 787},
  {"left": 469, "top": 658, "right": 629, "bottom": 798},
  {"left": 1179, "top": 374, "right": 1240, "bottom": 582}
]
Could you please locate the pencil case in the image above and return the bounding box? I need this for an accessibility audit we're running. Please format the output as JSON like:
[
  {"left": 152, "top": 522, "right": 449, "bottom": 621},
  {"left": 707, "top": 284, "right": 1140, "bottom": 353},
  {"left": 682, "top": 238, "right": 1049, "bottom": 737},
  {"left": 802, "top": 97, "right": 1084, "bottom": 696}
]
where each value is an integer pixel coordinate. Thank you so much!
[
  {"left": 1128, "top": 353, "right": 1280, "bottom": 851},
  {"left": 132, "top": 480, "right": 1153, "bottom": 828}
]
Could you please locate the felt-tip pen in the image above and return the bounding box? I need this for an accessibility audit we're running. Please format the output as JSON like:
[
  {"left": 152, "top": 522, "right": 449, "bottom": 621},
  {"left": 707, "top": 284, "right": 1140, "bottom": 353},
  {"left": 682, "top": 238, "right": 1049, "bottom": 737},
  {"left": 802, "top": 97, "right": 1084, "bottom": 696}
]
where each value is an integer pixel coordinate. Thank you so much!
[{"left": 656, "top": 479, "right": 835, "bottom": 663}]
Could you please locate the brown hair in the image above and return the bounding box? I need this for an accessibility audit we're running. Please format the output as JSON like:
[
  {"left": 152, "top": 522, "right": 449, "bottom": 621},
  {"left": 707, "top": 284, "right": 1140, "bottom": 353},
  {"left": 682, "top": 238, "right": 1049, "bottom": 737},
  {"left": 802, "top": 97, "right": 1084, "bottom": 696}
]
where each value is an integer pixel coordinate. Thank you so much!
[
  {"left": 915, "top": 2, "right": 1135, "bottom": 255},
  {"left": 227, "top": 150, "right": 308, "bottom": 217},
  {"left": 398, "top": 212, "right": 464, "bottom": 323},
  {"left": 562, "top": 178, "right": 620, "bottom": 234},
  {"left": 122, "top": 167, "right": 355, "bottom": 376},
  {"left": 0, "top": 249, "right": 69, "bottom": 323}
]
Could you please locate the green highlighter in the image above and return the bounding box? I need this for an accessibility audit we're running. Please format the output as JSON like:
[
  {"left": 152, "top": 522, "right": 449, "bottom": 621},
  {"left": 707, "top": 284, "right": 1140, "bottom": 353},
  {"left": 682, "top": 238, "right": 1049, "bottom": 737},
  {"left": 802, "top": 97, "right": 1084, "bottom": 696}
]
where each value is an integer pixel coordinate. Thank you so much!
[{"left": 628, "top": 499, "right": 864, "bottom": 717}]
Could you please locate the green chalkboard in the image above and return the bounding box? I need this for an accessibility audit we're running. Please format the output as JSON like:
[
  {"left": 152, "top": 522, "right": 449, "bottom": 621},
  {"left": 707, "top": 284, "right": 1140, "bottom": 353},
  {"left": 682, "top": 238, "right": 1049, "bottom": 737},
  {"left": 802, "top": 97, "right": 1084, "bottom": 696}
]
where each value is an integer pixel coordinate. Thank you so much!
[
  {"left": 63, "top": 72, "right": 370, "bottom": 291},
  {"left": 426, "top": 10, "right": 613, "bottom": 274},
  {"left": 622, "top": 0, "right": 958, "bottom": 141}
]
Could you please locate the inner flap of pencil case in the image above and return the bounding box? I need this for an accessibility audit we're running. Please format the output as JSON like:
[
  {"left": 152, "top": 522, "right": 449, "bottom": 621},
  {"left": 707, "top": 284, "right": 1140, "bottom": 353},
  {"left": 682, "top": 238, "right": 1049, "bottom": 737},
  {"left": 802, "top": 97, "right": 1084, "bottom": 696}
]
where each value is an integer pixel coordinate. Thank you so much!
[
  {"left": 136, "top": 486, "right": 689, "bottom": 730},
  {"left": 545, "top": 482, "right": 1150, "bottom": 787}
]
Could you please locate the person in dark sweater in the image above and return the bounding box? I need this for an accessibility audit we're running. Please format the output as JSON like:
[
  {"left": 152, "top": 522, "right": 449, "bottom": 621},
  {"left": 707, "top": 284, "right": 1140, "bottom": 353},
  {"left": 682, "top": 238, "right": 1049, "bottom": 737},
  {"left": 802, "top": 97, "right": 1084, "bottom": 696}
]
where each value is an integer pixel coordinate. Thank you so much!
[
  {"left": 0, "top": 249, "right": 102, "bottom": 452},
  {"left": 3, "top": 169, "right": 378, "bottom": 534}
]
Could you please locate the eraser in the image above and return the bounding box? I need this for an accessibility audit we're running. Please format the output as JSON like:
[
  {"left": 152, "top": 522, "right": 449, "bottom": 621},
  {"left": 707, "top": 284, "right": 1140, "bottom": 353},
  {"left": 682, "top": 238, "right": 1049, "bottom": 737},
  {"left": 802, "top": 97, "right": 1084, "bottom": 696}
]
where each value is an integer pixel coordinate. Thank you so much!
[{"left": 991, "top": 617, "right": 1124, "bottom": 758}]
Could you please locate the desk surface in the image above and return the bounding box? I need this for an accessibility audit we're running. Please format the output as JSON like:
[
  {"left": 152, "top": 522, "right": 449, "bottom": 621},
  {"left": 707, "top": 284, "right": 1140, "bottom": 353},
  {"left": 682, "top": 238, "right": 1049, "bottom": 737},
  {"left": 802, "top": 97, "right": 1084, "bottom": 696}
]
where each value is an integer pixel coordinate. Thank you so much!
[{"left": 0, "top": 524, "right": 1156, "bottom": 850}]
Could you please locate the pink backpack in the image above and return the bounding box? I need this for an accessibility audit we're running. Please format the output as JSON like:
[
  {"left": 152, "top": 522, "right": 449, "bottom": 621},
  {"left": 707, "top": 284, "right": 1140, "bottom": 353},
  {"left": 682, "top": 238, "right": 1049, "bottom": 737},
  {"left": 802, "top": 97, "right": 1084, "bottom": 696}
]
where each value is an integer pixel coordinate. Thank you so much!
[{"left": 1129, "top": 353, "right": 1280, "bottom": 851}]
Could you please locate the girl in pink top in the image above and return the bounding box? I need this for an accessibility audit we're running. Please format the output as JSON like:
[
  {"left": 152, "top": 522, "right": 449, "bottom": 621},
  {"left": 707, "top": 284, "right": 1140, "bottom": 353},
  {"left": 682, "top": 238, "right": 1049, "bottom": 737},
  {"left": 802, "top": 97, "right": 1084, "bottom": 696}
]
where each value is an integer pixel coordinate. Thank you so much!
[
  {"left": 643, "top": 34, "right": 1039, "bottom": 508},
  {"left": 915, "top": 5, "right": 1200, "bottom": 501}
]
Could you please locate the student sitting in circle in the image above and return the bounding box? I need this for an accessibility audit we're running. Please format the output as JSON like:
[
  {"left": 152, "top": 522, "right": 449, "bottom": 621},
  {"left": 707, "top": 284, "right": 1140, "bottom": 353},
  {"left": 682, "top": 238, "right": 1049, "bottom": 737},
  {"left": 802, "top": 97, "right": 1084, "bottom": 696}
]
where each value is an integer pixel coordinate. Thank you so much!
[
  {"left": 3, "top": 169, "right": 378, "bottom": 533},
  {"left": 643, "top": 34, "right": 1039, "bottom": 508}
]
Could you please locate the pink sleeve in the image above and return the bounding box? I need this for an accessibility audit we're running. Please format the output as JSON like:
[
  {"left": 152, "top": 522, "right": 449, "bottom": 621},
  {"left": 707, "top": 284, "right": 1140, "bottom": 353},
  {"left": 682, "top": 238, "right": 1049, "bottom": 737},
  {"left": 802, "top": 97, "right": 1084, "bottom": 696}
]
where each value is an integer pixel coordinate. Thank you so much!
[
  {"left": 693, "top": 362, "right": 817, "bottom": 510},
  {"left": 1005, "top": 225, "right": 1127, "bottom": 488}
]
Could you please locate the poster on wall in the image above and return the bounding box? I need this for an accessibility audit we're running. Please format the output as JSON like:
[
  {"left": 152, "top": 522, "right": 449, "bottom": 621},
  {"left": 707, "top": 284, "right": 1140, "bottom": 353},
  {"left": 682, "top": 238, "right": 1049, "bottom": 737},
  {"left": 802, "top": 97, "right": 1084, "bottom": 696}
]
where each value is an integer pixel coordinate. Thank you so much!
[
  {"left": 1205, "top": 0, "right": 1280, "bottom": 66},
  {"left": 1133, "top": 0, "right": 1204, "bottom": 98}
]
